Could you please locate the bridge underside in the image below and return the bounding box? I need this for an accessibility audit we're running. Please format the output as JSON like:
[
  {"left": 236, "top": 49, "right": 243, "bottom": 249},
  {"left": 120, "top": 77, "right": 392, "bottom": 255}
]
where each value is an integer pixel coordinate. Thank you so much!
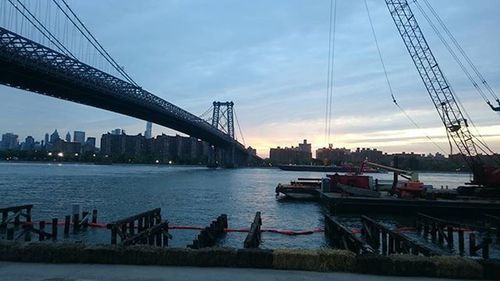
[
  {"left": 0, "top": 27, "right": 259, "bottom": 167},
  {"left": 0, "top": 62, "right": 228, "bottom": 147}
]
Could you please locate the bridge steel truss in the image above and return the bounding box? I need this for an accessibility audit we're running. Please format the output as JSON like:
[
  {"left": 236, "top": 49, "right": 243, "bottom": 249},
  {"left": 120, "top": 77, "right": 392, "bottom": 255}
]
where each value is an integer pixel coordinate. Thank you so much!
[{"left": 0, "top": 27, "right": 247, "bottom": 155}]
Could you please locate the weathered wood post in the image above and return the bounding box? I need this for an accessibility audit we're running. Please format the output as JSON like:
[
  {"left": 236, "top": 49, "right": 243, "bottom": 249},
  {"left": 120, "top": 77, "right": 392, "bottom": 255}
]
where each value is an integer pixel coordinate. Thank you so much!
[
  {"left": 6, "top": 227, "right": 14, "bottom": 240},
  {"left": 1, "top": 211, "right": 7, "bottom": 227},
  {"left": 438, "top": 224, "right": 444, "bottom": 245},
  {"left": 394, "top": 237, "right": 401, "bottom": 253},
  {"left": 431, "top": 222, "right": 437, "bottom": 242},
  {"left": 162, "top": 222, "right": 169, "bottom": 247},
  {"left": 91, "top": 209, "right": 97, "bottom": 224},
  {"left": 447, "top": 226, "right": 453, "bottom": 249},
  {"left": 82, "top": 211, "right": 89, "bottom": 229},
  {"left": 24, "top": 227, "right": 31, "bottom": 242},
  {"left": 14, "top": 211, "right": 20, "bottom": 226},
  {"left": 39, "top": 221, "right": 45, "bottom": 241},
  {"left": 111, "top": 227, "right": 117, "bottom": 245},
  {"left": 72, "top": 213, "right": 80, "bottom": 234},
  {"left": 482, "top": 237, "right": 491, "bottom": 259},
  {"left": 458, "top": 228, "right": 465, "bottom": 255},
  {"left": 52, "top": 218, "right": 58, "bottom": 241},
  {"left": 26, "top": 206, "right": 32, "bottom": 223},
  {"left": 388, "top": 235, "right": 394, "bottom": 254},
  {"left": 129, "top": 221, "right": 135, "bottom": 236},
  {"left": 469, "top": 233, "right": 476, "bottom": 256},
  {"left": 64, "top": 215, "right": 70, "bottom": 236},
  {"left": 381, "top": 231, "right": 387, "bottom": 255}
]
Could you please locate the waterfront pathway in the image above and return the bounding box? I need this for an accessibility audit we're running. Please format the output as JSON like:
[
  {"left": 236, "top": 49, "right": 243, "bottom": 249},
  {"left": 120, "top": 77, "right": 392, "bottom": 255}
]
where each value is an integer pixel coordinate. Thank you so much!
[{"left": 0, "top": 262, "right": 470, "bottom": 281}]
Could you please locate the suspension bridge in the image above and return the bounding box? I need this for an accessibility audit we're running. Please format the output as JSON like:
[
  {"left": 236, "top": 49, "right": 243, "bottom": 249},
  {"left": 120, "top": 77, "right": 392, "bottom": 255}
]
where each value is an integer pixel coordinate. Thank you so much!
[{"left": 0, "top": 0, "right": 259, "bottom": 167}]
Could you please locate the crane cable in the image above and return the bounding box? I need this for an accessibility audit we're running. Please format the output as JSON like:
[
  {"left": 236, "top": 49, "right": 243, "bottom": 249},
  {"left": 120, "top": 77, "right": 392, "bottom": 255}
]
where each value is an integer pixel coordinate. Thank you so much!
[
  {"left": 420, "top": 0, "right": 500, "bottom": 105},
  {"left": 363, "top": 0, "right": 448, "bottom": 156},
  {"left": 324, "top": 0, "right": 337, "bottom": 146},
  {"left": 412, "top": 1, "right": 499, "bottom": 162},
  {"left": 413, "top": 0, "right": 500, "bottom": 114}
]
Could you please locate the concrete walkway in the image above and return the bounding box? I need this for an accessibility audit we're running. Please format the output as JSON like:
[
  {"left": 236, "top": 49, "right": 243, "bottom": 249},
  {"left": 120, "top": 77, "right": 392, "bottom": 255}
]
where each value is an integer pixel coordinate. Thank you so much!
[{"left": 0, "top": 262, "right": 470, "bottom": 281}]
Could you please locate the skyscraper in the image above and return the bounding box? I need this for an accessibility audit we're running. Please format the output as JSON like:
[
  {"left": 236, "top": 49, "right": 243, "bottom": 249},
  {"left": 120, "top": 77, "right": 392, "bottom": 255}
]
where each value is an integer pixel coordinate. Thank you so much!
[
  {"left": 22, "top": 136, "right": 35, "bottom": 151},
  {"left": 73, "top": 131, "right": 85, "bottom": 144},
  {"left": 144, "top": 122, "right": 152, "bottom": 139},
  {"left": 0, "top": 133, "right": 19, "bottom": 150},
  {"left": 65, "top": 132, "right": 71, "bottom": 142},
  {"left": 44, "top": 133, "right": 49, "bottom": 147},
  {"left": 49, "top": 130, "right": 60, "bottom": 144}
]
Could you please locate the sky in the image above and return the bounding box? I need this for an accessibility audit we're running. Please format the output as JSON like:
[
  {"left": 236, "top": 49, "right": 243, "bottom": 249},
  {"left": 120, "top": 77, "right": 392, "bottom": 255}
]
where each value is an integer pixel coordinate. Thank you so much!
[{"left": 1, "top": 0, "right": 499, "bottom": 158}]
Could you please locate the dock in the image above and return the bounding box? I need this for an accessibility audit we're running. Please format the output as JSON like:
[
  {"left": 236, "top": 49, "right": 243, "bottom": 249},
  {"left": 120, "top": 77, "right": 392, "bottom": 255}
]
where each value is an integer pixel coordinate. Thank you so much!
[{"left": 320, "top": 191, "right": 500, "bottom": 216}]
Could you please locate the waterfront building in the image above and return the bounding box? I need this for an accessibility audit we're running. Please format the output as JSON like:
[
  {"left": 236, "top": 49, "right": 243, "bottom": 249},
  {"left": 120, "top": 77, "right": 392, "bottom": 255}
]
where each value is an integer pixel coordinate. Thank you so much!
[
  {"left": 316, "top": 145, "right": 350, "bottom": 165},
  {"left": 73, "top": 131, "right": 85, "bottom": 144},
  {"left": 52, "top": 139, "right": 82, "bottom": 155},
  {"left": 0, "top": 133, "right": 19, "bottom": 150},
  {"left": 269, "top": 140, "right": 313, "bottom": 165},
  {"left": 65, "top": 132, "right": 71, "bottom": 143},
  {"left": 351, "top": 147, "right": 384, "bottom": 163},
  {"left": 100, "top": 132, "right": 146, "bottom": 161},
  {"left": 298, "top": 139, "right": 312, "bottom": 154},
  {"left": 100, "top": 132, "right": 209, "bottom": 164}
]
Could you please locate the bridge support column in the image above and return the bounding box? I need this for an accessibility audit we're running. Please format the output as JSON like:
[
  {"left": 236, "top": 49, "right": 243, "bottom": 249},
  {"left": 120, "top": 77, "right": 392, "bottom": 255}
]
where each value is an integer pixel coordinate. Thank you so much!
[
  {"left": 221, "top": 144, "right": 236, "bottom": 168},
  {"left": 207, "top": 146, "right": 218, "bottom": 168}
]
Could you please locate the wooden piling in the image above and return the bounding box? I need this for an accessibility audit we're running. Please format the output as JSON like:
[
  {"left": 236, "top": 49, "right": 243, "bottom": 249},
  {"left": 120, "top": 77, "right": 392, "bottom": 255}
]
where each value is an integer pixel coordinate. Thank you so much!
[
  {"left": 482, "top": 238, "right": 490, "bottom": 259},
  {"left": 111, "top": 227, "right": 117, "bottom": 244},
  {"left": 381, "top": 231, "right": 387, "bottom": 255},
  {"left": 82, "top": 211, "right": 89, "bottom": 229},
  {"left": 91, "top": 209, "right": 97, "bottom": 224},
  {"left": 447, "top": 226, "right": 453, "bottom": 249},
  {"left": 469, "top": 233, "right": 476, "bottom": 256},
  {"left": 52, "top": 218, "right": 58, "bottom": 241},
  {"left": 26, "top": 206, "right": 32, "bottom": 223},
  {"left": 458, "top": 229, "right": 464, "bottom": 255},
  {"left": 24, "top": 228, "right": 31, "bottom": 242},
  {"left": 6, "top": 227, "right": 14, "bottom": 240},
  {"left": 39, "top": 221, "right": 45, "bottom": 241},
  {"left": 64, "top": 215, "right": 70, "bottom": 235},
  {"left": 14, "top": 211, "right": 20, "bottom": 226},
  {"left": 72, "top": 213, "right": 80, "bottom": 234}
]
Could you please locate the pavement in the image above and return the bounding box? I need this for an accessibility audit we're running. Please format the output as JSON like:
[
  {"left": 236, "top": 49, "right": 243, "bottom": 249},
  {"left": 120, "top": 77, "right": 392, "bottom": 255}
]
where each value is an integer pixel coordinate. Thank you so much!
[{"left": 0, "top": 262, "right": 471, "bottom": 281}]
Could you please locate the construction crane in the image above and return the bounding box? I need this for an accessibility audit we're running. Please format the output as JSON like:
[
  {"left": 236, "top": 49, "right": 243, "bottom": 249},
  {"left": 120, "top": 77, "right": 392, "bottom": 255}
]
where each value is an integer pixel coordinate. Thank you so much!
[{"left": 384, "top": 0, "right": 500, "bottom": 192}]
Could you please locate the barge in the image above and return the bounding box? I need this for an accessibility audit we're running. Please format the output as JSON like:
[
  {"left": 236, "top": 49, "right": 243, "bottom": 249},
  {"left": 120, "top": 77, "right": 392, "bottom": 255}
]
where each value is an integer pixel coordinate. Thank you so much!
[
  {"left": 278, "top": 164, "right": 380, "bottom": 173},
  {"left": 276, "top": 160, "right": 500, "bottom": 216}
]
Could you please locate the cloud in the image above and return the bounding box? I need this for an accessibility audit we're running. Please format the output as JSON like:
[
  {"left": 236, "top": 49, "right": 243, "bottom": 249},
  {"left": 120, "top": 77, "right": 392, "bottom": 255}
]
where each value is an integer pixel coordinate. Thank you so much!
[{"left": 1, "top": 0, "right": 499, "bottom": 158}]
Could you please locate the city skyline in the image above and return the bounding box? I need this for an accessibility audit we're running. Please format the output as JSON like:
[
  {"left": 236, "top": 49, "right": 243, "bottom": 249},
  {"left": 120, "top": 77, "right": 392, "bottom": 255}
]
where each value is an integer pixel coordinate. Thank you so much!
[{"left": 1, "top": 0, "right": 499, "bottom": 158}]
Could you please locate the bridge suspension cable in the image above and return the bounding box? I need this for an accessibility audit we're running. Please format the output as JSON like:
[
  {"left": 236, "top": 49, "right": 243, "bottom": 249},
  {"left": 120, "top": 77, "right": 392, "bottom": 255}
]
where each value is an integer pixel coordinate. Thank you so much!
[
  {"left": 51, "top": 0, "right": 138, "bottom": 86},
  {"left": 234, "top": 108, "right": 246, "bottom": 146},
  {"left": 6, "top": 0, "right": 76, "bottom": 59},
  {"left": 2, "top": 0, "right": 138, "bottom": 86}
]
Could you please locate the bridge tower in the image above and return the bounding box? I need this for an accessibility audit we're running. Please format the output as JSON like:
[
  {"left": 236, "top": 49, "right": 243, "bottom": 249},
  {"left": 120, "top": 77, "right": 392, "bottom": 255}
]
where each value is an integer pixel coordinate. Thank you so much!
[{"left": 209, "top": 101, "right": 236, "bottom": 168}]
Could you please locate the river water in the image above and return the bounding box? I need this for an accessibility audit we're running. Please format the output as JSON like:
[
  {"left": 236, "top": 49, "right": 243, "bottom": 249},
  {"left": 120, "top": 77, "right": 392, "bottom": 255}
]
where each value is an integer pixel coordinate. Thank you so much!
[{"left": 0, "top": 162, "right": 472, "bottom": 249}]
